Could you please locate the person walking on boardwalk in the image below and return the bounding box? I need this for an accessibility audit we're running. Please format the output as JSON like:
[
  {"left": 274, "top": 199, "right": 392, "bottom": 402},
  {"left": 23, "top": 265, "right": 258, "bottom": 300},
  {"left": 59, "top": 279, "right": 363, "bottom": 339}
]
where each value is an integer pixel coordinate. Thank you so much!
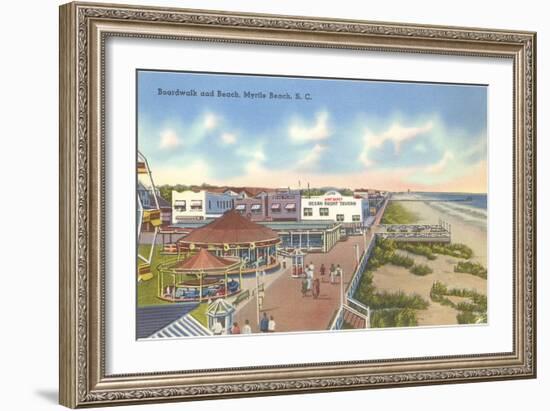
[
  {"left": 231, "top": 322, "right": 241, "bottom": 335},
  {"left": 260, "top": 312, "right": 269, "bottom": 333},
  {"left": 242, "top": 319, "right": 252, "bottom": 334},
  {"left": 306, "top": 266, "right": 314, "bottom": 292},
  {"left": 319, "top": 263, "right": 326, "bottom": 281},
  {"left": 312, "top": 278, "right": 320, "bottom": 299},
  {"left": 268, "top": 316, "right": 276, "bottom": 332},
  {"left": 329, "top": 263, "right": 336, "bottom": 284},
  {"left": 336, "top": 264, "right": 343, "bottom": 283},
  {"left": 301, "top": 275, "right": 308, "bottom": 297}
]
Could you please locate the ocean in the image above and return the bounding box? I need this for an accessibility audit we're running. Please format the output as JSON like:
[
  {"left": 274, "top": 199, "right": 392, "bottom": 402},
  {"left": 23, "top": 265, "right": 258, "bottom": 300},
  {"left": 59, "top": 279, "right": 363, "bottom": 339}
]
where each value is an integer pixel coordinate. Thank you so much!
[{"left": 398, "top": 192, "right": 487, "bottom": 228}]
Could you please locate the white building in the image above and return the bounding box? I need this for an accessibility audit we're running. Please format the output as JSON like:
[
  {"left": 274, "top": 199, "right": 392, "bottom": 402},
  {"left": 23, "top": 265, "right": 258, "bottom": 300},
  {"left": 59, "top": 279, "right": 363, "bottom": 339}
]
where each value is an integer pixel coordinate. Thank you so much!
[
  {"left": 172, "top": 190, "right": 235, "bottom": 223},
  {"left": 300, "top": 190, "right": 369, "bottom": 229}
]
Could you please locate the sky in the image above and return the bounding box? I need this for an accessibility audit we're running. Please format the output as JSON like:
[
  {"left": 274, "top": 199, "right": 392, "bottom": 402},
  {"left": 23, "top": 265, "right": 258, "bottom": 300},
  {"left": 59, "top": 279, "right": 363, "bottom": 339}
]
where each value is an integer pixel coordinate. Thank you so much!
[{"left": 137, "top": 70, "right": 487, "bottom": 193}]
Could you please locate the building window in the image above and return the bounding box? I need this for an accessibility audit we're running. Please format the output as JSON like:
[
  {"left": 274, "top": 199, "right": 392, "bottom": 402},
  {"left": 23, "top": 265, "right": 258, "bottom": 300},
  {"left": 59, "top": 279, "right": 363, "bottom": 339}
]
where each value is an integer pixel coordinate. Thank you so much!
[
  {"left": 320, "top": 208, "right": 329, "bottom": 217},
  {"left": 190, "top": 200, "right": 203, "bottom": 211},
  {"left": 251, "top": 204, "right": 262, "bottom": 213},
  {"left": 285, "top": 203, "right": 296, "bottom": 213},
  {"left": 352, "top": 215, "right": 361, "bottom": 222},
  {"left": 336, "top": 214, "right": 345, "bottom": 222},
  {"left": 271, "top": 203, "right": 281, "bottom": 213},
  {"left": 208, "top": 200, "right": 211, "bottom": 209},
  {"left": 303, "top": 208, "right": 313, "bottom": 217},
  {"left": 174, "top": 200, "right": 186, "bottom": 212},
  {"left": 235, "top": 204, "right": 246, "bottom": 213}
]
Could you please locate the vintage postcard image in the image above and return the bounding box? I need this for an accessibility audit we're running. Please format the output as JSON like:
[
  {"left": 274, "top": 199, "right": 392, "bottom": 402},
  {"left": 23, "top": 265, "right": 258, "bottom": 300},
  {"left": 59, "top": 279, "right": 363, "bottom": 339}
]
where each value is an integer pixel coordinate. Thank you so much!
[{"left": 136, "top": 70, "right": 487, "bottom": 339}]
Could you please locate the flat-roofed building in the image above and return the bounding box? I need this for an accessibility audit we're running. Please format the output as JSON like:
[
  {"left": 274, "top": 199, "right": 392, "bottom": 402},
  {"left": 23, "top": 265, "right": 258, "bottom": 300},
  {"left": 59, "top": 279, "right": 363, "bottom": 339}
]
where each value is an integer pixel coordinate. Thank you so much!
[
  {"left": 301, "top": 190, "right": 370, "bottom": 234},
  {"left": 172, "top": 190, "right": 235, "bottom": 223},
  {"left": 235, "top": 190, "right": 301, "bottom": 222}
]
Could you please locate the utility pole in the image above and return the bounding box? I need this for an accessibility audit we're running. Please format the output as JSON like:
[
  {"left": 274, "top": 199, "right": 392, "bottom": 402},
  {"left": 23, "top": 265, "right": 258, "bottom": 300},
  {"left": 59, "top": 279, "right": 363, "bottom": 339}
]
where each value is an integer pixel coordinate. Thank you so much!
[
  {"left": 255, "top": 263, "right": 260, "bottom": 326},
  {"left": 340, "top": 266, "right": 345, "bottom": 311}
]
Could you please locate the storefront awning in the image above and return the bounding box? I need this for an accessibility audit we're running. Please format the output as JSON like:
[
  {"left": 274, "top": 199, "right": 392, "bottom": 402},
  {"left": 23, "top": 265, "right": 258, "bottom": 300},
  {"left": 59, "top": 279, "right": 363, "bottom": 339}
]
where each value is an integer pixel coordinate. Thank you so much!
[
  {"left": 285, "top": 203, "right": 296, "bottom": 210},
  {"left": 250, "top": 204, "right": 262, "bottom": 211},
  {"left": 271, "top": 203, "right": 281, "bottom": 210},
  {"left": 235, "top": 204, "right": 246, "bottom": 211}
]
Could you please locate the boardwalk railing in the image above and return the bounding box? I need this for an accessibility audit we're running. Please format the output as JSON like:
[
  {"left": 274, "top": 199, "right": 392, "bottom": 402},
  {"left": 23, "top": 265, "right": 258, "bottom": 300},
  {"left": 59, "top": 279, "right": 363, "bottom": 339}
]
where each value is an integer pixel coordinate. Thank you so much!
[
  {"left": 347, "top": 296, "right": 370, "bottom": 318},
  {"left": 331, "top": 236, "right": 377, "bottom": 330},
  {"left": 330, "top": 306, "right": 344, "bottom": 330},
  {"left": 347, "top": 236, "right": 377, "bottom": 299}
]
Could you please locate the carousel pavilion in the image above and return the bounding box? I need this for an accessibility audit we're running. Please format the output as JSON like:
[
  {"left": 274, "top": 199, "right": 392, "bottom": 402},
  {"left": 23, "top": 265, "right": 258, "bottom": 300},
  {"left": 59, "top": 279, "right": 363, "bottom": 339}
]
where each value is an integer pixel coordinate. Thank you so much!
[
  {"left": 177, "top": 209, "right": 281, "bottom": 274},
  {"left": 157, "top": 248, "right": 242, "bottom": 302}
]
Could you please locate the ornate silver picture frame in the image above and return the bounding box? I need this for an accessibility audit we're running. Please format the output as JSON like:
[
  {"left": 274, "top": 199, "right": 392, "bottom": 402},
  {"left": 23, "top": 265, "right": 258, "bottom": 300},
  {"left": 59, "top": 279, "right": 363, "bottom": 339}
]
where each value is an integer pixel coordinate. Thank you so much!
[{"left": 59, "top": 2, "right": 536, "bottom": 408}]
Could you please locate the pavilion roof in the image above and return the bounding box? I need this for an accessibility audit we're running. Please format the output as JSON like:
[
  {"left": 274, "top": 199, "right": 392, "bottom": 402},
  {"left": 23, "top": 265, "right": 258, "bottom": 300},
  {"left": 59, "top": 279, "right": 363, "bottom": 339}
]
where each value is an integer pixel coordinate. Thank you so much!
[
  {"left": 174, "top": 248, "right": 239, "bottom": 271},
  {"left": 178, "top": 209, "right": 280, "bottom": 245}
]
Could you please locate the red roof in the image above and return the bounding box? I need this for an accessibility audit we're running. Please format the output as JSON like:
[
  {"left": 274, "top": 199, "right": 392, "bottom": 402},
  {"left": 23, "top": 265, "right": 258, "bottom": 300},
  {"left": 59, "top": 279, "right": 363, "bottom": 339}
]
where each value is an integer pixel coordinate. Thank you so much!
[
  {"left": 175, "top": 249, "right": 239, "bottom": 271},
  {"left": 179, "top": 209, "right": 280, "bottom": 245}
]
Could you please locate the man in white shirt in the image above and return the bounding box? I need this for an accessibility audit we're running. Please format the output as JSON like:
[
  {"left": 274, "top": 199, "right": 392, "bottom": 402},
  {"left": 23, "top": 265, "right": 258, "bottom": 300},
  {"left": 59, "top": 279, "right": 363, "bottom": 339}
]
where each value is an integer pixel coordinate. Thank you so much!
[
  {"left": 268, "top": 316, "right": 276, "bottom": 333},
  {"left": 242, "top": 319, "right": 252, "bottom": 334}
]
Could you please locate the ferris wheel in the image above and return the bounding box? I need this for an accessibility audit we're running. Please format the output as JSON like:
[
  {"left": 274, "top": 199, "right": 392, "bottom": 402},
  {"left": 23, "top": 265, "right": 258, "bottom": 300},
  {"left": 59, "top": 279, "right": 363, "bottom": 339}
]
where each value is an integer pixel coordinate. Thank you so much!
[{"left": 137, "top": 151, "right": 161, "bottom": 281}]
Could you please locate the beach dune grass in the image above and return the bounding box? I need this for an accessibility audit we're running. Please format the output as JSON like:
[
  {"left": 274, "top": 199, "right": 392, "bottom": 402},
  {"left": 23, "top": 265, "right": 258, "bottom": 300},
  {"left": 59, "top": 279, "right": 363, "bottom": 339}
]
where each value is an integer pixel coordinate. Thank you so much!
[
  {"left": 454, "top": 261, "right": 487, "bottom": 279},
  {"left": 370, "top": 308, "right": 418, "bottom": 328},
  {"left": 430, "top": 281, "right": 487, "bottom": 324},
  {"left": 381, "top": 201, "right": 419, "bottom": 224},
  {"left": 396, "top": 241, "right": 473, "bottom": 260},
  {"left": 396, "top": 242, "right": 437, "bottom": 260},
  {"left": 354, "top": 261, "right": 429, "bottom": 328},
  {"left": 410, "top": 263, "right": 433, "bottom": 276}
]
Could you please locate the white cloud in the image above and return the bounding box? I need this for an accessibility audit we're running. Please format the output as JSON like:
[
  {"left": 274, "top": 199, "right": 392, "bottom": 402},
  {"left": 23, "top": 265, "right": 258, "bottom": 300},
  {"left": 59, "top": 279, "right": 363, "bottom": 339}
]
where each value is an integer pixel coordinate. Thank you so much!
[
  {"left": 237, "top": 145, "right": 265, "bottom": 162},
  {"left": 236, "top": 144, "right": 266, "bottom": 176},
  {"left": 359, "top": 120, "right": 434, "bottom": 166},
  {"left": 424, "top": 150, "right": 454, "bottom": 174},
  {"left": 220, "top": 132, "right": 237, "bottom": 145},
  {"left": 288, "top": 111, "right": 331, "bottom": 143},
  {"left": 201, "top": 113, "right": 220, "bottom": 130},
  {"left": 295, "top": 144, "right": 326, "bottom": 171},
  {"left": 159, "top": 129, "right": 180, "bottom": 149},
  {"left": 203, "top": 113, "right": 219, "bottom": 130}
]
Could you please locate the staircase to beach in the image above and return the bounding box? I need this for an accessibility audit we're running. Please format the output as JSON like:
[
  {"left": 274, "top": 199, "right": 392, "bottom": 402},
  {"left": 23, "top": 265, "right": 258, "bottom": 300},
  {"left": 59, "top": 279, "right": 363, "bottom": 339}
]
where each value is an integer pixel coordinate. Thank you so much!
[{"left": 343, "top": 308, "right": 367, "bottom": 329}]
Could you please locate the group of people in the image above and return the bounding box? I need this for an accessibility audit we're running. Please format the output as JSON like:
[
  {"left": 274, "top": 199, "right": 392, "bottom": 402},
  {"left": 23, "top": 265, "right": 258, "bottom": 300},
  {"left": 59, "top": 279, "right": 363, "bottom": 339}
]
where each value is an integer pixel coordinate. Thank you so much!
[
  {"left": 259, "top": 312, "right": 276, "bottom": 333},
  {"left": 301, "top": 261, "right": 344, "bottom": 298},
  {"left": 211, "top": 315, "right": 276, "bottom": 335},
  {"left": 327, "top": 263, "right": 344, "bottom": 284},
  {"left": 301, "top": 262, "right": 321, "bottom": 298}
]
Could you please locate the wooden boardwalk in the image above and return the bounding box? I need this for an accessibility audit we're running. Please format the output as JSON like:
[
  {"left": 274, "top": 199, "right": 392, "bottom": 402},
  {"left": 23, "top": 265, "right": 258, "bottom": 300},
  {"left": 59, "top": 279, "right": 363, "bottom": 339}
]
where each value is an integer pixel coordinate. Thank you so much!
[{"left": 233, "top": 236, "right": 366, "bottom": 333}]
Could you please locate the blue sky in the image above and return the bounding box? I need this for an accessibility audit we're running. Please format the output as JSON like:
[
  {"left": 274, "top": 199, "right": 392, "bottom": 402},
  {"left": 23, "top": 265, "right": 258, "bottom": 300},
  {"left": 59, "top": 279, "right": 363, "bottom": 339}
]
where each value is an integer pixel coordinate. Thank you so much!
[{"left": 137, "top": 70, "right": 487, "bottom": 192}]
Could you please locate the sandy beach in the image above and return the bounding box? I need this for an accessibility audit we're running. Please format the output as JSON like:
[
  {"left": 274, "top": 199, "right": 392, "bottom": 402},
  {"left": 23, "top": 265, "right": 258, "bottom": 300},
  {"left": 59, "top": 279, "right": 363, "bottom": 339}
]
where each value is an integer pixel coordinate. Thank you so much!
[{"left": 372, "top": 200, "right": 487, "bottom": 326}]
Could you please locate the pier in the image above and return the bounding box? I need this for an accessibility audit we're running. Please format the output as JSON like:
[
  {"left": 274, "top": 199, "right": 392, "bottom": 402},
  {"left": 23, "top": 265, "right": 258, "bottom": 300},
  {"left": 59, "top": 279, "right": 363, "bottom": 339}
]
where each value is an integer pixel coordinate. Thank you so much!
[{"left": 375, "top": 220, "right": 451, "bottom": 243}]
